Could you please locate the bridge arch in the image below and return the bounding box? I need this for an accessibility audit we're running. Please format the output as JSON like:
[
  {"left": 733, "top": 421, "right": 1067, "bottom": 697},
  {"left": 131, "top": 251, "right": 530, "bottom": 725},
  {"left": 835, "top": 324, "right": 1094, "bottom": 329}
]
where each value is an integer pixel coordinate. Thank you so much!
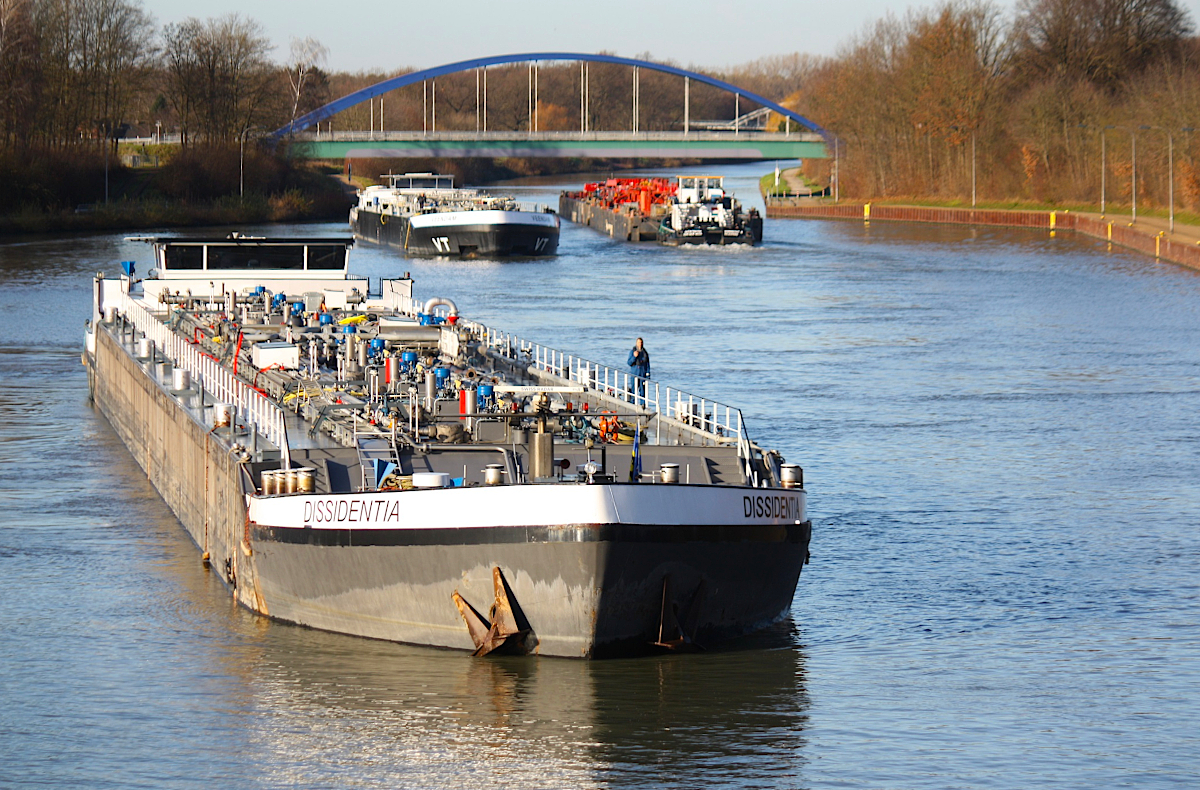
[{"left": 271, "top": 52, "right": 827, "bottom": 141}]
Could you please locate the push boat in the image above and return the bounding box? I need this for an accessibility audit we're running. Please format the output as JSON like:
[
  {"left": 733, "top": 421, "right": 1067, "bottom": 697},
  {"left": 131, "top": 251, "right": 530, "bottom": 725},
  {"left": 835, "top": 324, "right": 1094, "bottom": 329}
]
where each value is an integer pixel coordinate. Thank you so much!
[
  {"left": 351, "top": 172, "right": 560, "bottom": 257},
  {"left": 83, "top": 235, "right": 810, "bottom": 658},
  {"left": 657, "top": 175, "right": 762, "bottom": 246}
]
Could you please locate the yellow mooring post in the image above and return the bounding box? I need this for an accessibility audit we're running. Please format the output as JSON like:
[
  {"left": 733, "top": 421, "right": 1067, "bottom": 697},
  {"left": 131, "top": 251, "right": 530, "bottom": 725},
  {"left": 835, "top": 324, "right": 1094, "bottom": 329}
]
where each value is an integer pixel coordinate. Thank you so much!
[
  {"left": 1156, "top": 232, "right": 1163, "bottom": 259},
  {"left": 1107, "top": 222, "right": 1113, "bottom": 241},
  {"left": 1050, "top": 211, "right": 1056, "bottom": 237},
  {"left": 864, "top": 203, "right": 871, "bottom": 222}
]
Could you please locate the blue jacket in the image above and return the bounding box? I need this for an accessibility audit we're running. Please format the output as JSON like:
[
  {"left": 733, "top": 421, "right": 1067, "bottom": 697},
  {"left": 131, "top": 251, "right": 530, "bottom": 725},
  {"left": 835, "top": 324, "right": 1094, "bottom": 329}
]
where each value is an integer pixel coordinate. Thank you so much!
[{"left": 628, "top": 346, "right": 650, "bottom": 378}]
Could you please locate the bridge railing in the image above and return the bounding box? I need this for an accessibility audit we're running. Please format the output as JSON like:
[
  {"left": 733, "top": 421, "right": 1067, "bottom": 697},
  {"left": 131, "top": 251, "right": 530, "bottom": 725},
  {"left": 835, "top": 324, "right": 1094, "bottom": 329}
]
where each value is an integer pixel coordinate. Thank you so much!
[{"left": 115, "top": 292, "right": 292, "bottom": 467}]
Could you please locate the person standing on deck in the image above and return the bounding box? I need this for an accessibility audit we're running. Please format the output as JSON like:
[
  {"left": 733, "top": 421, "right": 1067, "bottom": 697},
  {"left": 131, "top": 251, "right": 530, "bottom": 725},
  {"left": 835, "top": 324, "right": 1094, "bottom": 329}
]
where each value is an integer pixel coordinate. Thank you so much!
[{"left": 627, "top": 337, "right": 650, "bottom": 402}]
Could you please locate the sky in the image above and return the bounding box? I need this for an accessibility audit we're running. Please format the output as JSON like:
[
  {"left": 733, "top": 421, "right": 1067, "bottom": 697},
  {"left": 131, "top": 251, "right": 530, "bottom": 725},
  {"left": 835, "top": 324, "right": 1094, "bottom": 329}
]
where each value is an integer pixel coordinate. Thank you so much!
[{"left": 141, "top": 0, "right": 1200, "bottom": 73}]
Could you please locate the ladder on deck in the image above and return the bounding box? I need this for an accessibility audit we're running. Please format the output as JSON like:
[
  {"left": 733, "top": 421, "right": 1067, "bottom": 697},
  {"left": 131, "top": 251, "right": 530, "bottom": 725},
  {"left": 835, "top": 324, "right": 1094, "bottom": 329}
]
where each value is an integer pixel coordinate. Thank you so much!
[{"left": 357, "top": 437, "right": 397, "bottom": 491}]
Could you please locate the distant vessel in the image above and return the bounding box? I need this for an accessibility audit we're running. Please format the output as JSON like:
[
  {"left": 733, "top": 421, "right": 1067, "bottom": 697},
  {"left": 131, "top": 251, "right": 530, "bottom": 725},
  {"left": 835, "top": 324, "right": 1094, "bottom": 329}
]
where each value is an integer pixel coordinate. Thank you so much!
[
  {"left": 351, "top": 173, "right": 560, "bottom": 257},
  {"left": 657, "top": 176, "right": 762, "bottom": 246},
  {"left": 559, "top": 175, "right": 762, "bottom": 246},
  {"left": 559, "top": 177, "right": 676, "bottom": 242}
]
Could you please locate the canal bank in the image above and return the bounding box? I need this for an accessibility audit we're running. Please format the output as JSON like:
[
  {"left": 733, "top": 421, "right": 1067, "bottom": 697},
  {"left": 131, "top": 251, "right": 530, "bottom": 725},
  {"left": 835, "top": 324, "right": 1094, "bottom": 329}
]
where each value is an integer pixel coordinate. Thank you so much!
[{"left": 766, "top": 199, "right": 1200, "bottom": 271}]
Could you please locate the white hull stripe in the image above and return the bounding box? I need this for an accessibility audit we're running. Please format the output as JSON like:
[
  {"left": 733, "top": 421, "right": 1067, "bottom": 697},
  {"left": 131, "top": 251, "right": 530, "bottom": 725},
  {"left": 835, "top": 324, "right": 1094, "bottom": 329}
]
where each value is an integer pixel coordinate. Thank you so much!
[
  {"left": 408, "top": 210, "right": 559, "bottom": 229},
  {"left": 248, "top": 484, "right": 805, "bottom": 530}
]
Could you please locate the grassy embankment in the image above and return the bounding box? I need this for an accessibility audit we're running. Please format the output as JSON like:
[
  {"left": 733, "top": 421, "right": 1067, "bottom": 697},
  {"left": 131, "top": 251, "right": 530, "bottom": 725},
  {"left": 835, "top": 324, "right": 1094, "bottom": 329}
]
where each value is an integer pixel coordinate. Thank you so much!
[
  {"left": 759, "top": 172, "right": 1200, "bottom": 227},
  {"left": 0, "top": 193, "right": 344, "bottom": 235},
  {"left": 0, "top": 144, "right": 354, "bottom": 236},
  {"left": 759, "top": 170, "right": 821, "bottom": 198}
]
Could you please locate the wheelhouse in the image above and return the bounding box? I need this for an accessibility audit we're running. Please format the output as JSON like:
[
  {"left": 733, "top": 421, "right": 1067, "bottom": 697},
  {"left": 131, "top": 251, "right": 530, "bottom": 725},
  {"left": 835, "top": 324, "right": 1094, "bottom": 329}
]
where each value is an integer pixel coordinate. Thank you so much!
[{"left": 147, "top": 236, "right": 354, "bottom": 281}]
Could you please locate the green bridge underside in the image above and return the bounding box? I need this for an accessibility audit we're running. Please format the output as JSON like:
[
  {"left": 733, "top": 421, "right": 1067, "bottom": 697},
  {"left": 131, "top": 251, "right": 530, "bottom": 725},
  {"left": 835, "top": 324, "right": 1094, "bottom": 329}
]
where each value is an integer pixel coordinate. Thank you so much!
[{"left": 287, "top": 132, "right": 829, "bottom": 160}]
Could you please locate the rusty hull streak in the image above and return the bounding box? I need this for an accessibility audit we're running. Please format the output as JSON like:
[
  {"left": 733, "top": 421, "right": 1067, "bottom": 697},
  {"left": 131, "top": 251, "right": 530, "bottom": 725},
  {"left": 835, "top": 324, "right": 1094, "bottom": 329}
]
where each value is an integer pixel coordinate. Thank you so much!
[{"left": 652, "top": 574, "right": 706, "bottom": 652}]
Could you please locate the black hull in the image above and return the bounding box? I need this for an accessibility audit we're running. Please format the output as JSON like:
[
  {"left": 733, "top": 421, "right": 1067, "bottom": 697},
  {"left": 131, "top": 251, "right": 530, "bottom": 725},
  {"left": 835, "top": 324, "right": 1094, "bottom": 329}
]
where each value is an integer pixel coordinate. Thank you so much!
[
  {"left": 352, "top": 209, "right": 559, "bottom": 257},
  {"left": 248, "top": 519, "right": 812, "bottom": 658}
]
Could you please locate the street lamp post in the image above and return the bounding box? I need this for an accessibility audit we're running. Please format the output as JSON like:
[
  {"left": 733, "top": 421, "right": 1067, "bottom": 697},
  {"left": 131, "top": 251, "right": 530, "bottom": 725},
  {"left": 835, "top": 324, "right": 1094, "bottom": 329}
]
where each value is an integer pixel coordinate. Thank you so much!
[
  {"left": 1180, "top": 129, "right": 1197, "bottom": 234},
  {"left": 240, "top": 126, "right": 260, "bottom": 199},
  {"left": 1131, "top": 129, "right": 1137, "bottom": 223},
  {"left": 972, "top": 131, "right": 976, "bottom": 208},
  {"left": 1132, "top": 126, "right": 1150, "bottom": 224},
  {"left": 834, "top": 137, "right": 840, "bottom": 202},
  {"left": 1101, "top": 126, "right": 1113, "bottom": 215},
  {"left": 240, "top": 130, "right": 247, "bottom": 198},
  {"left": 1159, "top": 126, "right": 1193, "bottom": 234},
  {"left": 100, "top": 121, "right": 125, "bottom": 204},
  {"left": 1081, "top": 123, "right": 1116, "bottom": 215},
  {"left": 103, "top": 123, "right": 110, "bottom": 204},
  {"left": 1168, "top": 131, "right": 1174, "bottom": 233}
]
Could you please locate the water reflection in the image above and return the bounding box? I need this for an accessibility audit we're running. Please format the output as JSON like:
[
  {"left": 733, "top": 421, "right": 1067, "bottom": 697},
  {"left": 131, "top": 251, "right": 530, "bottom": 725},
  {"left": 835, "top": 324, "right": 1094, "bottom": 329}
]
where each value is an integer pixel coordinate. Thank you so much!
[{"left": 235, "top": 623, "right": 809, "bottom": 788}]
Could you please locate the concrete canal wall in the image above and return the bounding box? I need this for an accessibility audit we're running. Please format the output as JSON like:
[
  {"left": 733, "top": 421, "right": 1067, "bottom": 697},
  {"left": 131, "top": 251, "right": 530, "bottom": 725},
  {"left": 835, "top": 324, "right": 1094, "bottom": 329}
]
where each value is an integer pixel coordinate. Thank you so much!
[
  {"left": 766, "top": 202, "right": 1200, "bottom": 271},
  {"left": 91, "top": 323, "right": 266, "bottom": 612}
]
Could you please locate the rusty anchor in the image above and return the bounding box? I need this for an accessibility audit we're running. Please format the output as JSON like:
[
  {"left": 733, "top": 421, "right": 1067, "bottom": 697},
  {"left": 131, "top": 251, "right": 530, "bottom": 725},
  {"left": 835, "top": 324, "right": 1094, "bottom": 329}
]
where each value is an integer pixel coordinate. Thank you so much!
[
  {"left": 652, "top": 574, "right": 706, "bottom": 652},
  {"left": 452, "top": 567, "right": 538, "bottom": 657}
]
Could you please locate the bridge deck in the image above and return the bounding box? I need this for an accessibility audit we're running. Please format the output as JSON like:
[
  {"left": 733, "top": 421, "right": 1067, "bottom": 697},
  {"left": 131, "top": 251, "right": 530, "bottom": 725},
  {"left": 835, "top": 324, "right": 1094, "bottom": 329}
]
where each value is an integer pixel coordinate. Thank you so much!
[{"left": 287, "top": 131, "right": 828, "bottom": 160}]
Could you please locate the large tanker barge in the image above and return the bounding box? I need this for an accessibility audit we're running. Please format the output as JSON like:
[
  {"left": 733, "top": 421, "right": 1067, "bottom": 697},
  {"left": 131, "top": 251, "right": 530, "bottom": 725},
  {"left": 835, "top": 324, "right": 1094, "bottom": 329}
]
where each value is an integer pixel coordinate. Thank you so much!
[{"left": 83, "top": 235, "right": 808, "bottom": 658}]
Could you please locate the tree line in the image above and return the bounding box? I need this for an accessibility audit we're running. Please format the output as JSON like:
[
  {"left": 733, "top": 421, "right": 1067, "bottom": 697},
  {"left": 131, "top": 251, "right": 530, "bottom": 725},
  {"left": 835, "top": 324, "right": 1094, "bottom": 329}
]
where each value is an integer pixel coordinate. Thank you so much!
[
  {"left": 1, "top": 0, "right": 1195, "bottom": 213},
  {"left": 788, "top": 0, "right": 1200, "bottom": 212},
  {"left": 0, "top": 0, "right": 332, "bottom": 148},
  {"left": 0, "top": 0, "right": 341, "bottom": 211}
]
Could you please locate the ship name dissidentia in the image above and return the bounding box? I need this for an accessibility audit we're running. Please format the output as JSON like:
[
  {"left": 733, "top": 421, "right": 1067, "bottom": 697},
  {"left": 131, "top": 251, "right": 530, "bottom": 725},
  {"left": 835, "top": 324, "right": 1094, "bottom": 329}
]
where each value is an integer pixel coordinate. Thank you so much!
[
  {"left": 744, "top": 494, "right": 803, "bottom": 521},
  {"left": 304, "top": 498, "right": 406, "bottom": 524},
  {"left": 285, "top": 494, "right": 803, "bottom": 527}
]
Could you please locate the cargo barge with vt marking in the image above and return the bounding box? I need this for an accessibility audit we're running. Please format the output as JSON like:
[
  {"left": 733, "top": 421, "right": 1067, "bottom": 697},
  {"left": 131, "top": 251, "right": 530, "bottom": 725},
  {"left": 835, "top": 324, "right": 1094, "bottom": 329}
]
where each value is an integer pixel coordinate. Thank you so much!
[
  {"left": 351, "top": 173, "right": 560, "bottom": 257},
  {"left": 83, "top": 235, "right": 808, "bottom": 658}
]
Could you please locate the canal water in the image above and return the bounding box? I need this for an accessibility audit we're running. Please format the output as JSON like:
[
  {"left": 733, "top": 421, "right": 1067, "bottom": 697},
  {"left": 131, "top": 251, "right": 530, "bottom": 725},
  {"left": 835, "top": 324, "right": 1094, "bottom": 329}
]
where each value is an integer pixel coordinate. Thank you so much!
[{"left": 2, "top": 163, "right": 1198, "bottom": 788}]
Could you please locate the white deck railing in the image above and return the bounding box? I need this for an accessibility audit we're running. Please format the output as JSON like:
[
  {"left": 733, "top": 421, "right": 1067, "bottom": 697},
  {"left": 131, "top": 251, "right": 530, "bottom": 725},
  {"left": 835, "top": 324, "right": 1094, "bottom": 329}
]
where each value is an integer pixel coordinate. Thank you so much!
[
  {"left": 457, "top": 319, "right": 748, "bottom": 442},
  {"left": 116, "top": 293, "right": 291, "bottom": 467},
  {"left": 389, "top": 298, "right": 757, "bottom": 478},
  {"left": 461, "top": 319, "right": 759, "bottom": 484}
]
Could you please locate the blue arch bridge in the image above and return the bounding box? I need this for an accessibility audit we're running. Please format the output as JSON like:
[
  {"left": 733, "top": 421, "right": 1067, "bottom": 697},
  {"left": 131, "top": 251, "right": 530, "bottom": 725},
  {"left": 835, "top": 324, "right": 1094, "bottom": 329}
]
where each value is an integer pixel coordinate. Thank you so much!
[{"left": 271, "top": 52, "right": 830, "bottom": 161}]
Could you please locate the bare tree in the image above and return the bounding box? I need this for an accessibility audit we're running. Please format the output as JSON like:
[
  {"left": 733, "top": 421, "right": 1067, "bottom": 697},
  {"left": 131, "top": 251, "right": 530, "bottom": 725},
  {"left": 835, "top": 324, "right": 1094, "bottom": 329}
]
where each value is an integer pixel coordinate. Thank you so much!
[
  {"left": 286, "top": 35, "right": 327, "bottom": 127},
  {"left": 0, "top": 0, "right": 40, "bottom": 147},
  {"left": 161, "top": 13, "right": 273, "bottom": 145},
  {"left": 161, "top": 18, "right": 200, "bottom": 145},
  {"left": 1013, "top": 0, "right": 1194, "bottom": 89},
  {"left": 31, "top": 0, "right": 153, "bottom": 146}
]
